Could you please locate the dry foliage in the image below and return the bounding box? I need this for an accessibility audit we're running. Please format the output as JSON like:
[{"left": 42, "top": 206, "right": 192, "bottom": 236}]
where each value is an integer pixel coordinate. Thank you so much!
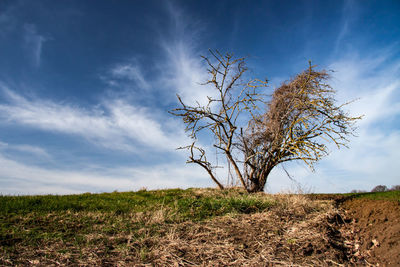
[{"left": 242, "top": 65, "right": 361, "bottom": 191}]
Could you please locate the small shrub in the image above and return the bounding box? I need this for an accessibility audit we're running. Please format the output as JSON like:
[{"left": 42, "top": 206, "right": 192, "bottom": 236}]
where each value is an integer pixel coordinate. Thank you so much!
[
  {"left": 390, "top": 185, "right": 400, "bottom": 191},
  {"left": 350, "top": 189, "right": 367, "bottom": 193},
  {"left": 371, "top": 185, "right": 388, "bottom": 192}
]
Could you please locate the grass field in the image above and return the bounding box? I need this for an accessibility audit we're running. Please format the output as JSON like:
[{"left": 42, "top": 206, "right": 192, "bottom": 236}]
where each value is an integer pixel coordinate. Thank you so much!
[
  {"left": 1, "top": 188, "right": 279, "bottom": 265},
  {"left": 350, "top": 190, "right": 400, "bottom": 201},
  {"left": 1, "top": 189, "right": 399, "bottom": 266},
  {"left": 308, "top": 190, "right": 400, "bottom": 203},
  {"left": 0, "top": 188, "right": 275, "bottom": 218}
]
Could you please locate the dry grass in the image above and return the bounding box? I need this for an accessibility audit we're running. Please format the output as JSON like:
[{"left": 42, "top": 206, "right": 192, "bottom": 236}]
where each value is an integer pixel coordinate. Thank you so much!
[{"left": 149, "top": 194, "right": 347, "bottom": 266}]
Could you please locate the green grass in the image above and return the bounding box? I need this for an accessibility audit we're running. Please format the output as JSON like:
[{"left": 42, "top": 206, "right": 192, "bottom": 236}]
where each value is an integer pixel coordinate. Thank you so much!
[
  {"left": 0, "top": 188, "right": 274, "bottom": 218},
  {"left": 308, "top": 190, "right": 400, "bottom": 203},
  {"left": 350, "top": 190, "right": 400, "bottom": 202},
  {"left": 0, "top": 188, "right": 275, "bottom": 263}
]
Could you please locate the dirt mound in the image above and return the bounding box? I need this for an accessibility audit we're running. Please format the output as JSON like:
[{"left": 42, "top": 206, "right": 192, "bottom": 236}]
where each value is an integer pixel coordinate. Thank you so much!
[{"left": 341, "top": 199, "right": 400, "bottom": 266}]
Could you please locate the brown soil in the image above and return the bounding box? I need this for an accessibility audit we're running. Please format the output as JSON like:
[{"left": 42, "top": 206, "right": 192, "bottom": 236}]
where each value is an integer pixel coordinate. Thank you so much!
[{"left": 341, "top": 199, "right": 400, "bottom": 266}]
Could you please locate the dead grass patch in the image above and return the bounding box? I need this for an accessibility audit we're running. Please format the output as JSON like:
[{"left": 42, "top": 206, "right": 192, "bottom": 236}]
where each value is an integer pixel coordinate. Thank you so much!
[{"left": 150, "top": 195, "right": 348, "bottom": 266}]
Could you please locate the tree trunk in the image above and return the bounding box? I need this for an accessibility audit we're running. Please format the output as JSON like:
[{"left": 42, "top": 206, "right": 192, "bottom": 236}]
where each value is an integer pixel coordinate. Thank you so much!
[{"left": 248, "top": 167, "right": 273, "bottom": 192}]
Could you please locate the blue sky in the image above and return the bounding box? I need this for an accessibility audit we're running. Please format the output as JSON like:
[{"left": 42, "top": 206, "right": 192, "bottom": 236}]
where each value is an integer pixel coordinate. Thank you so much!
[{"left": 0, "top": 0, "right": 399, "bottom": 194}]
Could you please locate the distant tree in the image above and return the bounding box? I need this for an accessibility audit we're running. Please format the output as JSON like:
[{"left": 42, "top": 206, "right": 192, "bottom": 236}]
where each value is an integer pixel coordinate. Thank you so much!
[
  {"left": 171, "top": 50, "right": 361, "bottom": 192},
  {"left": 371, "top": 185, "right": 388, "bottom": 192},
  {"left": 390, "top": 185, "right": 400, "bottom": 191},
  {"left": 350, "top": 189, "right": 367, "bottom": 193}
]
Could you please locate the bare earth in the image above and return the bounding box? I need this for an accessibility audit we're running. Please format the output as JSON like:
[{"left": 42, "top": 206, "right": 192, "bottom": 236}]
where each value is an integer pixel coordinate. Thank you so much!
[{"left": 341, "top": 199, "right": 400, "bottom": 266}]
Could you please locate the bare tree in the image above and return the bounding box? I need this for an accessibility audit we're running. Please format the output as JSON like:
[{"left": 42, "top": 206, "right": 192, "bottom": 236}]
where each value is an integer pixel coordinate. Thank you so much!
[
  {"left": 171, "top": 51, "right": 361, "bottom": 192},
  {"left": 170, "top": 50, "right": 267, "bottom": 189}
]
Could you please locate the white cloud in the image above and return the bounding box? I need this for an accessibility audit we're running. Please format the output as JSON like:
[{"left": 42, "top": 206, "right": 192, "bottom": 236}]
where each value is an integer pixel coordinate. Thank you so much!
[
  {"left": 0, "top": 141, "right": 51, "bottom": 159},
  {"left": 0, "top": 86, "right": 188, "bottom": 152},
  {"left": 0, "top": 152, "right": 211, "bottom": 195},
  {"left": 328, "top": 130, "right": 400, "bottom": 175},
  {"left": 109, "top": 63, "right": 150, "bottom": 90},
  {"left": 23, "top": 24, "right": 47, "bottom": 67},
  {"left": 329, "top": 53, "right": 400, "bottom": 126},
  {"left": 161, "top": 42, "right": 216, "bottom": 106},
  {"left": 157, "top": 4, "right": 216, "bottom": 107}
]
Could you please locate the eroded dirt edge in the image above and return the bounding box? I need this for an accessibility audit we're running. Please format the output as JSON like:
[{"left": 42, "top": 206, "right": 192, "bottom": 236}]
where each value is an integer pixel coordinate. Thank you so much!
[{"left": 339, "top": 198, "right": 400, "bottom": 266}]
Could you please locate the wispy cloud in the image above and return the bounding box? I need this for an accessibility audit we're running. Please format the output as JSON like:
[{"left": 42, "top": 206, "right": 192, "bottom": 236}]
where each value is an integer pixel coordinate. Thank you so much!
[
  {"left": 0, "top": 2, "right": 218, "bottom": 195},
  {"left": 161, "top": 41, "right": 215, "bottom": 106},
  {"left": 107, "top": 62, "right": 150, "bottom": 90},
  {"left": 329, "top": 50, "right": 400, "bottom": 126},
  {"left": 23, "top": 24, "right": 47, "bottom": 67},
  {"left": 322, "top": 50, "right": 400, "bottom": 190},
  {"left": 157, "top": 3, "right": 216, "bottom": 106},
  {"left": 101, "top": 3, "right": 214, "bottom": 107},
  {"left": 0, "top": 152, "right": 210, "bottom": 195},
  {"left": 0, "top": 86, "right": 188, "bottom": 152},
  {"left": 334, "top": 0, "right": 357, "bottom": 55},
  {"left": 0, "top": 141, "right": 51, "bottom": 159}
]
